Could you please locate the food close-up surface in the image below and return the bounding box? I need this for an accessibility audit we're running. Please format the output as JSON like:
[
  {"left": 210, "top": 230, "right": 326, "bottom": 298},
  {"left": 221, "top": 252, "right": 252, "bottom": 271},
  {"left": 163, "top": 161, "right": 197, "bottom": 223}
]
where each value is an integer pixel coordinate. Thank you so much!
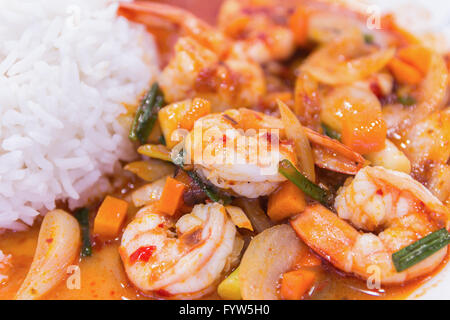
[{"left": 0, "top": 0, "right": 449, "bottom": 301}]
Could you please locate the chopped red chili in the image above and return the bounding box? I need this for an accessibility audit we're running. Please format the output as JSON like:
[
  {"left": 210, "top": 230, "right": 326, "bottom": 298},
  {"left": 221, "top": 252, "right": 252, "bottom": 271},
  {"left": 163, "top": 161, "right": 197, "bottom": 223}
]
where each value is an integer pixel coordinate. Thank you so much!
[{"left": 129, "top": 245, "right": 156, "bottom": 263}]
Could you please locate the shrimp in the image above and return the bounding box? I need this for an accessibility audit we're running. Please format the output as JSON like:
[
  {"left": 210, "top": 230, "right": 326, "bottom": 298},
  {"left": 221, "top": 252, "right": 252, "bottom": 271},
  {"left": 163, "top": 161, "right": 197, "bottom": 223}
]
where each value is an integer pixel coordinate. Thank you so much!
[
  {"left": 404, "top": 108, "right": 450, "bottom": 202},
  {"left": 118, "top": 1, "right": 266, "bottom": 112},
  {"left": 0, "top": 250, "right": 11, "bottom": 284},
  {"left": 184, "top": 108, "right": 297, "bottom": 198},
  {"left": 119, "top": 203, "right": 237, "bottom": 299},
  {"left": 183, "top": 108, "right": 364, "bottom": 198},
  {"left": 292, "top": 166, "right": 450, "bottom": 284},
  {"left": 217, "top": 0, "right": 295, "bottom": 63},
  {"left": 301, "top": 30, "right": 395, "bottom": 85}
]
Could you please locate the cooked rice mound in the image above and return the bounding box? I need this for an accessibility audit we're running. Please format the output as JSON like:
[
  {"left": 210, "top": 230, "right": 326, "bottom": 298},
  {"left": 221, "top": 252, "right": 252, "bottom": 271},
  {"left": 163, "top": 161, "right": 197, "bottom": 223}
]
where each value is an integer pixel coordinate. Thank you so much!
[{"left": 0, "top": 0, "right": 159, "bottom": 230}]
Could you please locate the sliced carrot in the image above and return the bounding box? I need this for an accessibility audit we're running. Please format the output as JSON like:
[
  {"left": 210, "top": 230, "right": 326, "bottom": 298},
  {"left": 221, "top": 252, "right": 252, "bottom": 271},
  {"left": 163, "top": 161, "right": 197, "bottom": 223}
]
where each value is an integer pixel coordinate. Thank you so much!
[
  {"left": 341, "top": 101, "right": 386, "bottom": 154},
  {"left": 158, "top": 98, "right": 211, "bottom": 148},
  {"left": 380, "top": 14, "right": 420, "bottom": 46},
  {"left": 267, "top": 180, "right": 306, "bottom": 222},
  {"left": 280, "top": 269, "right": 316, "bottom": 300},
  {"left": 158, "top": 177, "right": 186, "bottom": 216},
  {"left": 179, "top": 98, "right": 211, "bottom": 131},
  {"left": 388, "top": 57, "right": 423, "bottom": 85},
  {"left": 94, "top": 196, "right": 129, "bottom": 239},
  {"left": 397, "top": 45, "right": 431, "bottom": 75},
  {"left": 289, "top": 6, "right": 309, "bottom": 46}
]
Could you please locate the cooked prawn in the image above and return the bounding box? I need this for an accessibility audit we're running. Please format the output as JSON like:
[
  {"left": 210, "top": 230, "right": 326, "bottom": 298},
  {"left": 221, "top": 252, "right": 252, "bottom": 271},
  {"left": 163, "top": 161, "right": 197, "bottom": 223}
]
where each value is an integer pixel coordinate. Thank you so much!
[
  {"left": 183, "top": 108, "right": 364, "bottom": 198},
  {"left": 217, "top": 0, "right": 295, "bottom": 63},
  {"left": 301, "top": 30, "right": 395, "bottom": 85},
  {"left": 292, "top": 166, "right": 450, "bottom": 284},
  {"left": 118, "top": 1, "right": 266, "bottom": 112},
  {"left": 184, "top": 108, "right": 297, "bottom": 198},
  {"left": 404, "top": 108, "right": 450, "bottom": 202},
  {"left": 119, "top": 203, "right": 237, "bottom": 299},
  {"left": 0, "top": 250, "right": 11, "bottom": 284}
]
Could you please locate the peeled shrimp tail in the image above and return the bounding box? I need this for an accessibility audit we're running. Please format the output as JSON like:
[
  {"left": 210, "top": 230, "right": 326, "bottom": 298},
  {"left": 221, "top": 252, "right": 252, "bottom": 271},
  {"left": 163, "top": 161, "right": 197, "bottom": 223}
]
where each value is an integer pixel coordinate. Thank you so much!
[{"left": 118, "top": 1, "right": 229, "bottom": 55}]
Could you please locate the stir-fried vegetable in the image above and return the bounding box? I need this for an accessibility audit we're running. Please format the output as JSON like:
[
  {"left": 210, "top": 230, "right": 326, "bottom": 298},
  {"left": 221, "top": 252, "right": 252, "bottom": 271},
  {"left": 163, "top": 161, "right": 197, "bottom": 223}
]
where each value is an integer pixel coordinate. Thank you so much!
[
  {"left": 341, "top": 98, "right": 387, "bottom": 154},
  {"left": 278, "top": 100, "right": 316, "bottom": 181},
  {"left": 321, "top": 123, "right": 341, "bottom": 141},
  {"left": 75, "top": 207, "right": 92, "bottom": 257},
  {"left": 129, "top": 83, "right": 165, "bottom": 144},
  {"left": 278, "top": 159, "right": 331, "bottom": 206},
  {"left": 280, "top": 269, "right": 316, "bottom": 300},
  {"left": 363, "top": 33, "right": 374, "bottom": 44},
  {"left": 267, "top": 181, "right": 306, "bottom": 222},
  {"left": 397, "top": 94, "right": 416, "bottom": 106},
  {"left": 392, "top": 228, "right": 450, "bottom": 272},
  {"left": 239, "top": 225, "right": 306, "bottom": 300},
  {"left": 225, "top": 205, "right": 253, "bottom": 231},
  {"left": 397, "top": 45, "right": 431, "bottom": 74},
  {"left": 365, "top": 139, "right": 411, "bottom": 173},
  {"left": 185, "top": 169, "right": 232, "bottom": 205},
  {"left": 388, "top": 57, "right": 423, "bottom": 85},
  {"left": 93, "top": 196, "right": 129, "bottom": 239},
  {"left": 15, "top": 210, "right": 80, "bottom": 300},
  {"left": 124, "top": 159, "right": 174, "bottom": 182},
  {"left": 158, "top": 177, "right": 186, "bottom": 216},
  {"left": 137, "top": 144, "right": 172, "bottom": 162},
  {"left": 217, "top": 266, "right": 242, "bottom": 300},
  {"left": 234, "top": 198, "right": 273, "bottom": 234},
  {"left": 131, "top": 176, "right": 168, "bottom": 207},
  {"left": 158, "top": 98, "right": 211, "bottom": 148}
]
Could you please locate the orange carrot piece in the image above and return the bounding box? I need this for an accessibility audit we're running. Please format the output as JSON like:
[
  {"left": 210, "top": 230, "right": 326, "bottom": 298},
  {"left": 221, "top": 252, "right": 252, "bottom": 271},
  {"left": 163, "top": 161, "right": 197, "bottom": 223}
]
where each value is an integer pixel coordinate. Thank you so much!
[
  {"left": 341, "top": 102, "right": 387, "bottom": 154},
  {"left": 267, "top": 180, "right": 306, "bottom": 222},
  {"left": 380, "top": 14, "right": 420, "bottom": 46},
  {"left": 280, "top": 269, "right": 316, "bottom": 300},
  {"left": 388, "top": 57, "right": 423, "bottom": 85},
  {"left": 179, "top": 98, "right": 211, "bottom": 131},
  {"left": 397, "top": 45, "right": 431, "bottom": 75},
  {"left": 289, "top": 6, "right": 309, "bottom": 46},
  {"left": 94, "top": 195, "right": 129, "bottom": 239},
  {"left": 158, "top": 177, "right": 186, "bottom": 216}
]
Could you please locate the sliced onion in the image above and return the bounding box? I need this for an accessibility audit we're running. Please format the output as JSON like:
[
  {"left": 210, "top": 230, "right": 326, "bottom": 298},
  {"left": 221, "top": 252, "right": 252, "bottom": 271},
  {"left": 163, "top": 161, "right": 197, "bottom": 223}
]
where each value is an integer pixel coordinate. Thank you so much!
[
  {"left": 278, "top": 100, "right": 316, "bottom": 181},
  {"left": 131, "top": 176, "right": 168, "bottom": 207},
  {"left": 225, "top": 205, "right": 254, "bottom": 231},
  {"left": 239, "top": 224, "right": 306, "bottom": 300},
  {"left": 233, "top": 198, "right": 273, "bottom": 234},
  {"left": 302, "top": 33, "right": 395, "bottom": 85},
  {"left": 124, "top": 159, "right": 174, "bottom": 182},
  {"left": 16, "top": 210, "right": 80, "bottom": 300}
]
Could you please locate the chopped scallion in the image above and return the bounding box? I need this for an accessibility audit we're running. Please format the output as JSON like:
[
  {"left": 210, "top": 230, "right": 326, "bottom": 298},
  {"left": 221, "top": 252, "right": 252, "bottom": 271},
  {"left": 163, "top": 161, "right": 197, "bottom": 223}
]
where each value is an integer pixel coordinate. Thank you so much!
[
  {"left": 129, "top": 83, "right": 164, "bottom": 144},
  {"left": 392, "top": 228, "right": 450, "bottom": 272},
  {"left": 185, "top": 169, "right": 232, "bottom": 205},
  {"left": 278, "top": 159, "right": 331, "bottom": 206},
  {"left": 397, "top": 94, "right": 416, "bottom": 106},
  {"left": 363, "top": 33, "right": 374, "bottom": 44},
  {"left": 321, "top": 123, "right": 341, "bottom": 141},
  {"left": 74, "top": 207, "right": 92, "bottom": 257}
]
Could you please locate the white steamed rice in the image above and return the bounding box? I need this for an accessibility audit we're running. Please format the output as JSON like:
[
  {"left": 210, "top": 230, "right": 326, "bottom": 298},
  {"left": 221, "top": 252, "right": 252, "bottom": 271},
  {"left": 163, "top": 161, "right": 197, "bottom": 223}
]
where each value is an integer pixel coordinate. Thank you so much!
[{"left": 0, "top": 0, "right": 159, "bottom": 230}]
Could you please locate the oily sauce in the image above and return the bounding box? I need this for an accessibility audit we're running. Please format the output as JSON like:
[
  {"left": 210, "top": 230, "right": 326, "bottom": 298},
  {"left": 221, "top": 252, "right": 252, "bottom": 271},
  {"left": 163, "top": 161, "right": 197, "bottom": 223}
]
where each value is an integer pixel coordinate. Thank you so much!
[{"left": 0, "top": 221, "right": 443, "bottom": 300}]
